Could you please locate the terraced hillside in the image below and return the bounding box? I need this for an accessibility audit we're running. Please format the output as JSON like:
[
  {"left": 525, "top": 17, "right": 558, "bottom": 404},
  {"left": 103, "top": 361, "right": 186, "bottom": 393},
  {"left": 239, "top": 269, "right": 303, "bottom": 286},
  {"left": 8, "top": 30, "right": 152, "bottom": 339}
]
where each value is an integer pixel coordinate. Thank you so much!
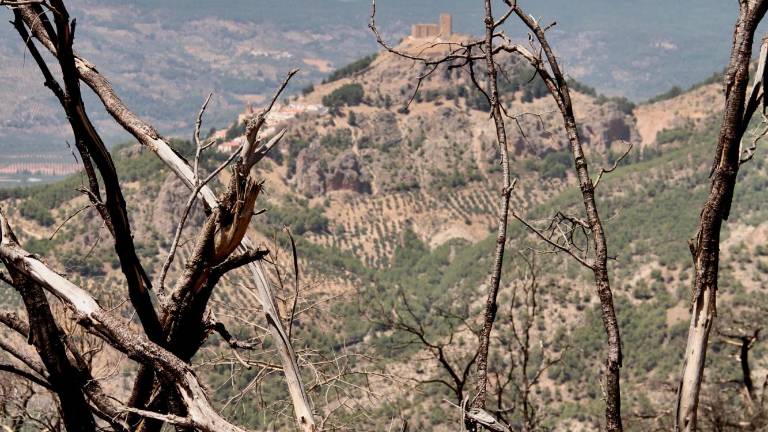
[{"left": 245, "top": 45, "right": 639, "bottom": 268}]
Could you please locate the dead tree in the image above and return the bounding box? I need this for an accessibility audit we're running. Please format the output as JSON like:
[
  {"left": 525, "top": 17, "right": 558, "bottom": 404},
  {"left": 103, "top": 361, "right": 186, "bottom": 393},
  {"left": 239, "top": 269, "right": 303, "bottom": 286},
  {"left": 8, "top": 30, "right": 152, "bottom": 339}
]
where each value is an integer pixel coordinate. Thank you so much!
[
  {"left": 471, "top": 1, "right": 516, "bottom": 420},
  {"left": 719, "top": 328, "right": 762, "bottom": 413},
  {"left": 377, "top": 290, "right": 481, "bottom": 406},
  {"left": 0, "top": 0, "right": 316, "bottom": 430},
  {"left": 500, "top": 253, "right": 563, "bottom": 432},
  {"left": 692, "top": 323, "right": 766, "bottom": 431},
  {"left": 370, "top": 1, "right": 624, "bottom": 430},
  {"left": 372, "top": 253, "right": 561, "bottom": 431},
  {"left": 676, "top": 1, "right": 768, "bottom": 430}
]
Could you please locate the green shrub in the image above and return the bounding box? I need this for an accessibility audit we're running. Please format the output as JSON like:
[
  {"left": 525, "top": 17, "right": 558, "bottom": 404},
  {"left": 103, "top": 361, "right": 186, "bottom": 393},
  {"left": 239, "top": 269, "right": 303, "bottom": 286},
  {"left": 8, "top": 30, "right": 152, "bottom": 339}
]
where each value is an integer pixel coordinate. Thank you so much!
[
  {"left": 467, "top": 89, "right": 491, "bottom": 112},
  {"left": 568, "top": 78, "right": 634, "bottom": 113},
  {"left": 567, "top": 79, "right": 598, "bottom": 97},
  {"left": 323, "top": 54, "right": 377, "bottom": 83},
  {"left": 264, "top": 202, "right": 329, "bottom": 235},
  {"left": 60, "top": 250, "right": 106, "bottom": 277},
  {"left": 525, "top": 150, "right": 572, "bottom": 179},
  {"left": 596, "top": 95, "right": 636, "bottom": 114},
  {"left": 646, "top": 70, "right": 724, "bottom": 104},
  {"left": 301, "top": 84, "right": 314, "bottom": 96},
  {"left": 18, "top": 199, "right": 54, "bottom": 226},
  {"left": 322, "top": 83, "right": 365, "bottom": 110},
  {"left": 656, "top": 127, "right": 694, "bottom": 145},
  {"left": 646, "top": 86, "right": 683, "bottom": 104},
  {"left": 320, "top": 129, "right": 353, "bottom": 150}
]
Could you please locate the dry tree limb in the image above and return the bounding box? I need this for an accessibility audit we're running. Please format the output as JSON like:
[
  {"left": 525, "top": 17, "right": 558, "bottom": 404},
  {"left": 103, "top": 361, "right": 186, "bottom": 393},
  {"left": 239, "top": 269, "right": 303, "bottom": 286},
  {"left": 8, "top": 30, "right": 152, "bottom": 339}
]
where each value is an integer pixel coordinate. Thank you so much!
[
  {"left": 370, "top": 3, "right": 517, "bottom": 426},
  {"left": 719, "top": 328, "right": 760, "bottom": 407},
  {"left": 594, "top": 141, "right": 633, "bottom": 189},
  {"left": 379, "top": 291, "right": 479, "bottom": 405},
  {"left": 0, "top": 213, "right": 98, "bottom": 432},
  {"left": 158, "top": 137, "right": 247, "bottom": 292},
  {"left": 462, "top": 2, "right": 523, "bottom": 420},
  {"left": 11, "top": 4, "right": 164, "bottom": 348},
  {"left": 285, "top": 226, "right": 301, "bottom": 341},
  {"left": 0, "top": 271, "right": 12, "bottom": 286},
  {"left": 206, "top": 318, "right": 262, "bottom": 350},
  {"left": 0, "top": 0, "right": 44, "bottom": 5},
  {"left": 464, "top": 408, "right": 511, "bottom": 432},
  {"left": 48, "top": 204, "right": 93, "bottom": 241},
  {"left": 158, "top": 91, "right": 221, "bottom": 294},
  {"left": 503, "top": 252, "right": 566, "bottom": 431},
  {"left": 496, "top": 2, "right": 624, "bottom": 429},
  {"left": 11, "top": 4, "right": 317, "bottom": 429},
  {"left": 676, "top": 2, "right": 768, "bottom": 430},
  {"left": 135, "top": 122, "right": 284, "bottom": 429},
  {"left": 371, "top": 1, "right": 625, "bottom": 429},
  {"left": 0, "top": 339, "right": 48, "bottom": 379},
  {"left": 511, "top": 211, "right": 593, "bottom": 269},
  {"left": 0, "top": 364, "right": 52, "bottom": 390},
  {"left": 193, "top": 92, "right": 215, "bottom": 180},
  {"left": 0, "top": 210, "right": 250, "bottom": 432},
  {"left": 741, "top": 112, "right": 768, "bottom": 165},
  {"left": 740, "top": 37, "right": 768, "bottom": 166},
  {"left": 0, "top": 309, "right": 133, "bottom": 432},
  {"left": 212, "top": 247, "right": 270, "bottom": 277}
]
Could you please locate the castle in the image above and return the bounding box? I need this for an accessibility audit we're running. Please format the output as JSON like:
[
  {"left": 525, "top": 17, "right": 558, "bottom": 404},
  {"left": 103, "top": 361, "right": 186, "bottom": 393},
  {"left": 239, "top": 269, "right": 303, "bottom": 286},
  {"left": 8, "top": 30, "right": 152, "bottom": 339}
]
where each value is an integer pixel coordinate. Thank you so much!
[{"left": 411, "top": 14, "right": 452, "bottom": 39}]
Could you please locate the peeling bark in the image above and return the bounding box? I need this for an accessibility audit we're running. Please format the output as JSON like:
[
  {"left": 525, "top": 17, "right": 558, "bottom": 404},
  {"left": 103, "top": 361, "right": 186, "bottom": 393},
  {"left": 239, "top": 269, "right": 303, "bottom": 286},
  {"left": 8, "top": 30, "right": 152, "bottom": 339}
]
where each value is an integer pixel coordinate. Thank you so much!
[{"left": 676, "top": 2, "right": 768, "bottom": 430}]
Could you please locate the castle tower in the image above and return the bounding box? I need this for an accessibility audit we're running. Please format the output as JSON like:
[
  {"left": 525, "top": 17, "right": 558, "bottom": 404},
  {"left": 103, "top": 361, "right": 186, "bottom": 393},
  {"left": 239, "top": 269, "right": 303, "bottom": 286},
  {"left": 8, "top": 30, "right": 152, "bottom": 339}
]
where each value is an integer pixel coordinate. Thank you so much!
[{"left": 439, "top": 14, "right": 452, "bottom": 37}]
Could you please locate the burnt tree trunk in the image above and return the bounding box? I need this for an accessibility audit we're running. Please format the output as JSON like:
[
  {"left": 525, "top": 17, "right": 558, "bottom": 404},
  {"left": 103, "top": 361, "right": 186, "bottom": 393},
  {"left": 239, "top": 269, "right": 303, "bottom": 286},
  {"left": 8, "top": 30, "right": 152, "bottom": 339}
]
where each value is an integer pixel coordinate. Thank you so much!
[
  {"left": 676, "top": 2, "right": 768, "bottom": 430},
  {"left": 8, "top": 273, "right": 96, "bottom": 432},
  {"left": 472, "top": 0, "right": 515, "bottom": 413},
  {"left": 504, "top": 5, "right": 624, "bottom": 428}
]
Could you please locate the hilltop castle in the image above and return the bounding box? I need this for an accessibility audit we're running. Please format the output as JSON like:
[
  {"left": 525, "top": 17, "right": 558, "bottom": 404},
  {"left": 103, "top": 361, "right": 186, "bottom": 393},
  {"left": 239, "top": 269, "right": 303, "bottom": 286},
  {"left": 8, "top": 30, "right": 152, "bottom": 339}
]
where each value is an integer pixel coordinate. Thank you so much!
[{"left": 411, "top": 14, "right": 452, "bottom": 39}]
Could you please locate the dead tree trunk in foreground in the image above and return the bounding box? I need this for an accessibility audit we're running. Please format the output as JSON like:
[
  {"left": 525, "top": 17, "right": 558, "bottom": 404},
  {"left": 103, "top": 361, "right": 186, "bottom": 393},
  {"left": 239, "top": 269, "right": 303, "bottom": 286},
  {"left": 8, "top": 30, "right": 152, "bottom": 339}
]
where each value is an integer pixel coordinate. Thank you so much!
[
  {"left": 472, "top": 0, "right": 515, "bottom": 414},
  {"left": 371, "top": 0, "right": 624, "bottom": 429},
  {"left": 0, "top": 0, "right": 316, "bottom": 430},
  {"left": 496, "top": 2, "right": 624, "bottom": 429},
  {"left": 10, "top": 273, "right": 97, "bottom": 432},
  {"left": 676, "top": 1, "right": 768, "bottom": 430}
]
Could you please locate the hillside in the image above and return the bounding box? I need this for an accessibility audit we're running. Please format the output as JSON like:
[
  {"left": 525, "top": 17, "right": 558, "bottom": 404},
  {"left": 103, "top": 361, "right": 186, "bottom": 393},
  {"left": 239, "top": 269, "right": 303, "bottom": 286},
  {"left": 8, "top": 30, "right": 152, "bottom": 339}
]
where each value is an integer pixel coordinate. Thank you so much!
[
  {"left": 1, "top": 47, "right": 767, "bottom": 431},
  {"left": 244, "top": 46, "right": 639, "bottom": 267}
]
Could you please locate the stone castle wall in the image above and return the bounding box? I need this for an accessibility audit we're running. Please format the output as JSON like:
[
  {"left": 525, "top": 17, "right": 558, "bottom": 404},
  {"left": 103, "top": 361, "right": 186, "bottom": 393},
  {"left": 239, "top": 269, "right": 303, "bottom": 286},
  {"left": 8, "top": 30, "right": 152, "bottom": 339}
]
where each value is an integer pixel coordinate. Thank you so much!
[
  {"left": 411, "top": 14, "right": 452, "bottom": 39},
  {"left": 411, "top": 23, "right": 440, "bottom": 39}
]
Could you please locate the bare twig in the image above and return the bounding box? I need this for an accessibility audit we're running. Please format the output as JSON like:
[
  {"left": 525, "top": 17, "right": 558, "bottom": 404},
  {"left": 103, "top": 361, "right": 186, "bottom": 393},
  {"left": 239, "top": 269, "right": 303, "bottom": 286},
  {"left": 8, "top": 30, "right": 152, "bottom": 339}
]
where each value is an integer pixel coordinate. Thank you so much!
[
  {"left": 193, "top": 92, "right": 214, "bottom": 181},
  {"left": 285, "top": 226, "right": 300, "bottom": 341},
  {"left": 48, "top": 204, "right": 93, "bottom": 240},
  {"left": 594, "top": 141, "right": 633, "bottom": 189}
]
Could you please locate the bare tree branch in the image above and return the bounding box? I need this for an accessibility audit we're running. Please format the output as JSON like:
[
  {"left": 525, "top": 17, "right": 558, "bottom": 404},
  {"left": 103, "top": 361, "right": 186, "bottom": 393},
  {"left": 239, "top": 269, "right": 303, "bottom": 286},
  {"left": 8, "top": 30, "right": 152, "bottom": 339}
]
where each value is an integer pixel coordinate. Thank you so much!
[
  {"left": 0, "top": 209, "right": 251, "bottom": 432},
  {"left": 10, "top": 5, "right": 317, "bottom": 428}
]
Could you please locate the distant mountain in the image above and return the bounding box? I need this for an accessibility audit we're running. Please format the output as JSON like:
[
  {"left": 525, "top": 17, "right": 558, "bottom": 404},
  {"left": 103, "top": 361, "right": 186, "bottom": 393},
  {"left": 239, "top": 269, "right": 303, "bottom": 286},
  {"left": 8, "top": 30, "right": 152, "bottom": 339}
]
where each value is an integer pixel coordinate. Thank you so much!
[
  {"left": 0, "top": 0, "right": 750, "bottom": 158},
  {"left": 85, "top": 0, "right": 745, "bottom": 100}
]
